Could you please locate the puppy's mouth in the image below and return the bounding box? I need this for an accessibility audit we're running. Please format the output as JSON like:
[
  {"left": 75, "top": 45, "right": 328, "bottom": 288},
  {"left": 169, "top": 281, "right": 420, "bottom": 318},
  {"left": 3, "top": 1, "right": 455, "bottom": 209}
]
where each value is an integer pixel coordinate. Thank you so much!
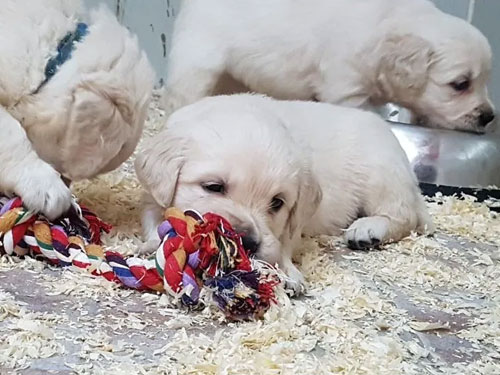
[
  {"left": 415, "top": 116, "right": 488, "bottom": 135},
  {"left": 471, "top": 127, "right": 488, "bottom": 135},
  {"left": 415, "top": 115, "right": 429, "bottom": 127}
]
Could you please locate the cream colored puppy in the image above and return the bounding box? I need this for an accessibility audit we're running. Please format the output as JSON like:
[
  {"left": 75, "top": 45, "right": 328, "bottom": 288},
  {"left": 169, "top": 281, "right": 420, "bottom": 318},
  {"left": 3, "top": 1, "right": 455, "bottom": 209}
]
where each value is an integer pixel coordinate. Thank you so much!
[
  {"left": 163, "top": 0, "right": 494, "bottom": 132},
  {"left": 136, "top": 94, "right": 433, "bottom": 292},
  {"left": 0, "top": 1, "right": 154, "bottom": 219}
]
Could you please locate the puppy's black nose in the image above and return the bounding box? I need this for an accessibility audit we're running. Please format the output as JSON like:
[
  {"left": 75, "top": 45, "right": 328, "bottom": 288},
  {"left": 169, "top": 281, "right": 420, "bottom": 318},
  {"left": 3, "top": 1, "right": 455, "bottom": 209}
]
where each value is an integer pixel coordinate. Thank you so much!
[
  {"left": 241, "top": 235, "right": 260, "bottom": 254},
  {"left": 62, "top": 176, "right": 72, "bottom": 187},
  {"left": 479, "top": 111, "right": 495, "bottom": 128}
]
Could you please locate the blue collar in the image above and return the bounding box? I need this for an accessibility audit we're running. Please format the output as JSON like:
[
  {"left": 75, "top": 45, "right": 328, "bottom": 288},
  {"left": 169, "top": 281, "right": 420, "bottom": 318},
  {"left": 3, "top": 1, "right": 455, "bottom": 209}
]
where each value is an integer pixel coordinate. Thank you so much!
[{"left": 35, "top": 23, "right": 88, "bottom": 93}]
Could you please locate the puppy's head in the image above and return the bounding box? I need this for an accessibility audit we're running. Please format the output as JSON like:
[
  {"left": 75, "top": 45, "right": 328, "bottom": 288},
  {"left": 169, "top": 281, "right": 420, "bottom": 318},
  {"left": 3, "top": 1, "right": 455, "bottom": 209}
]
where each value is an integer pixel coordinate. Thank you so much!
[
  {"left": 135, "top": 99, "right": 321, "bottom": 264},
  {"left": 370, "top": 15, "right": 494, "bottom": 133},
  {"left": 12, "top": 5, "right": 154, "bottom": 181}
]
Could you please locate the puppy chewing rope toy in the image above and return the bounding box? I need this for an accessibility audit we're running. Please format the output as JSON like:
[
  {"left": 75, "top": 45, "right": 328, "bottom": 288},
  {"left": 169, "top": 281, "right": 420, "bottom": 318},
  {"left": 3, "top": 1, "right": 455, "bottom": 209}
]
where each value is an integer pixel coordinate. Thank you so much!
[{"left": 0, "top": 195, "right": 278, "bottom": 320}]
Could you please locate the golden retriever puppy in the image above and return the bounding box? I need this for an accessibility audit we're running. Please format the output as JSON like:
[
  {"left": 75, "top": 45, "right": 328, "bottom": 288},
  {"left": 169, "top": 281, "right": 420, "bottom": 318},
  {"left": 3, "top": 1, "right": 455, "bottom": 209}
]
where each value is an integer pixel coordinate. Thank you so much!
[
  {"left": 136, "top": 94, "right": 434, "bottom": 292},
  {"left": 0, "top": 0, "right": 154, "bottom": 219},
  {"left": 163, "top": 0, "right": 494, "bottom": 132}
]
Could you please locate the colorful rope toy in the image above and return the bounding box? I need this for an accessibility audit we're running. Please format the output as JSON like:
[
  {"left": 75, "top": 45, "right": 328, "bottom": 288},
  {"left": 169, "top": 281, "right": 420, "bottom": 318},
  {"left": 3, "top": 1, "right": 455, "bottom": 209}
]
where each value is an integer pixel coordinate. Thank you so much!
[{"left": 0, "top": 195, "right": 278, "bottom": 320}]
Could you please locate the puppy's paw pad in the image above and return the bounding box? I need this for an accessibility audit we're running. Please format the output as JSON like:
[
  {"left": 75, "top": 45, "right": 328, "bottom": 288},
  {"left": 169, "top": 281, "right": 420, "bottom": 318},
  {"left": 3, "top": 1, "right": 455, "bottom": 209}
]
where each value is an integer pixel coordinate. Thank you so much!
[{"left": 345, "top": 216, "right": 388, "bottom": 250}]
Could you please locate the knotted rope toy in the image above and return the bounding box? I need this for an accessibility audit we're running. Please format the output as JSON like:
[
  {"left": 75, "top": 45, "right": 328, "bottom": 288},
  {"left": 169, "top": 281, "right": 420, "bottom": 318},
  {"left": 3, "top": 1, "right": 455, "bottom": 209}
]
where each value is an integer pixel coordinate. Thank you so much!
[{"left": 0, "top": 195, "right": 278, "bottom": 320}]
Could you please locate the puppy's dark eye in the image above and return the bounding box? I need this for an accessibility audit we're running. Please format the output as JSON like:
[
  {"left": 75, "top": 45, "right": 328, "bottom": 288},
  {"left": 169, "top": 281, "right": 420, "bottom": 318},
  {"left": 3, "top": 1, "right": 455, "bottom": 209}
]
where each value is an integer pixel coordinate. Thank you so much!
[
  {"left": 202, "top": 182, "right": 225, "bottom": 194},
  {"left": 450, "top": 79, "right": 471, "bottom": 92},
  {"left": 269, "top": 196, "right": 285, "bottom": 213}
]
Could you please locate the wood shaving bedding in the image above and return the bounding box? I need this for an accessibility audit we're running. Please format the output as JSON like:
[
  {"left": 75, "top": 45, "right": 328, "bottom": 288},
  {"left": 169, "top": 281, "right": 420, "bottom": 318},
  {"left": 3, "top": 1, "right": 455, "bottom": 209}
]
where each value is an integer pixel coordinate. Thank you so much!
[
  {"left": 0, "top": 94, "right": 499, "bottom": 374},
  {"left": 0, "top": 291, "right": 65, "bottom": 369}
]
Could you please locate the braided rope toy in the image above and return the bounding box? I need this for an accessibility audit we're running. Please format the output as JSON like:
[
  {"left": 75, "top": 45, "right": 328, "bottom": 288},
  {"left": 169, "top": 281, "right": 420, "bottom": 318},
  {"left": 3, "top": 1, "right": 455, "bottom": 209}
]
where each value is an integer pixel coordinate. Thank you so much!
[{"left": 0, "top": 195, "right": 278, "bottom": 320}]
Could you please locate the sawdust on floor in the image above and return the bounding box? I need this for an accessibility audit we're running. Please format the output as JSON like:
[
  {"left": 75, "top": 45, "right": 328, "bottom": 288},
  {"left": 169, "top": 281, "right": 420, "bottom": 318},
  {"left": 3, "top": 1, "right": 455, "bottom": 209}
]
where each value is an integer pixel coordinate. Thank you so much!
[{"left": 1, "top": 95, "right": 499, "bottom": 375}]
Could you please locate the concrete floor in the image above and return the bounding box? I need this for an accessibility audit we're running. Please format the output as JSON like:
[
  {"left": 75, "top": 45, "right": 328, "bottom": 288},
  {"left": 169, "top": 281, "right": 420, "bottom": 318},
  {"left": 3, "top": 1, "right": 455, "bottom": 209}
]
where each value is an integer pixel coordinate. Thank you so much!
[{"left": 1, "top": 231, "right": 499, "bottom": 375}]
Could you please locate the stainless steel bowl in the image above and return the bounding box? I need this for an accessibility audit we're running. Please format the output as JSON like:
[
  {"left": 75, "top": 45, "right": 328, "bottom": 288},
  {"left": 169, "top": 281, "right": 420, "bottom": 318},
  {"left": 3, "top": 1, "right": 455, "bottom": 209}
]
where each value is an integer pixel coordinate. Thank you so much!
[
  {"left": 378, "top": 103, "right": 416, "bottom": 125},
  {"left": 376, "top": 103, "right": 500, "bottom": 188},
  {"left": 387, "top": 120, "right": 500, "bottom": 189}
]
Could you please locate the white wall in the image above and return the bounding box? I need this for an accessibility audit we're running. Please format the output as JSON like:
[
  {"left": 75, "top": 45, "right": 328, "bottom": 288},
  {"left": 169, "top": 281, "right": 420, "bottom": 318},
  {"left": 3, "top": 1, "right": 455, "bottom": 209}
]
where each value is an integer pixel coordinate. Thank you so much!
[{"left": 84, "top": 0, "right": 181, "bottom": 87}]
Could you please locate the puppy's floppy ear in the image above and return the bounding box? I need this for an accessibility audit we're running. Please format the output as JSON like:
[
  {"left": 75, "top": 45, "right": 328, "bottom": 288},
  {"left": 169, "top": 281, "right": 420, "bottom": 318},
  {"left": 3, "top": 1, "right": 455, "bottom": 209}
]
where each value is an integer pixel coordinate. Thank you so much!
[
  {"left": 60, "top": 69, "right": 153, "bottom": 179},
  {"left": 286, "top": 166, "right": 322, "bottom": 240},
  {"left": 134, "top": 130, "right": 187, "bottom": 207},
  {"left": 372, "top": 34, "right": 434, "bottom": 101}
]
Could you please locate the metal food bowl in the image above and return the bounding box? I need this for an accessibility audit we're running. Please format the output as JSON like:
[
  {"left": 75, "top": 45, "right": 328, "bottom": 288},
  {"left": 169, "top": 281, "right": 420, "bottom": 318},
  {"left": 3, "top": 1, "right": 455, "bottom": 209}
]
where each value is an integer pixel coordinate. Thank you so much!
[{"left": 378, "top": 104, "right": 500, "bottom": 189}]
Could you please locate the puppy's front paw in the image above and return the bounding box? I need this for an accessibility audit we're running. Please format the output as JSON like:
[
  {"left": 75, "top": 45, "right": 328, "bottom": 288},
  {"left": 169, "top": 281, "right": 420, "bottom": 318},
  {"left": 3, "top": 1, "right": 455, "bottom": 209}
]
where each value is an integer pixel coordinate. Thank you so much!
[
  {"left": 16, "top": 162, "right": 72, "bottom": 220},
  {"left": 281, "top": 260, "right": 305, "bottom": 296},
  {"left": 345, "top": 216, "right": 389, "bottom": 250}
]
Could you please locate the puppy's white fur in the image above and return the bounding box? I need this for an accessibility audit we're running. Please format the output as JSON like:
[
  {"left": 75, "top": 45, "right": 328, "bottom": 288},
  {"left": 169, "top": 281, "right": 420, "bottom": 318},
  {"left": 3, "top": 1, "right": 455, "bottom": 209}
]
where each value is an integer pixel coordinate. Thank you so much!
[
  {"left": 136, "top": 94, "right": 434, "bottom": 292},
  {"left": 162, "top": 0, "right": 494, "bottom": 132},
  {"left": 0, "top": 1, "right": 154, "bottom": 219}
]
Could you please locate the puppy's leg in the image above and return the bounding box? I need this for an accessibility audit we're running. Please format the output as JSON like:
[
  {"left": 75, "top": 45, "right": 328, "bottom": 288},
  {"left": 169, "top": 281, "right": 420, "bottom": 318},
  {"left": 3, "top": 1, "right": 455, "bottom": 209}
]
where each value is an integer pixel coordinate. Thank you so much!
[
  {"left": 162, "top": 69, "right": 224, "bottom": 115},
  {"left": 345, "top": 179, "right": 433, "bottom": 250},
  {"left": 280, "top": 253, "right": 305, "bottom": 295},
  {"left": 161, "top": 36, "right": 226, "bottom": 114},
  {"left": 256, "top": 228, "right": 304, "bottom": 294},
  {"left": 0, "top": 107, "right": 72, "bottom": 219},
  {"left": 138, "top": 192, "right": 165, "bottom": 255},
  {"left": 279, "top": 234, "right": 305, "bottom": 295}
]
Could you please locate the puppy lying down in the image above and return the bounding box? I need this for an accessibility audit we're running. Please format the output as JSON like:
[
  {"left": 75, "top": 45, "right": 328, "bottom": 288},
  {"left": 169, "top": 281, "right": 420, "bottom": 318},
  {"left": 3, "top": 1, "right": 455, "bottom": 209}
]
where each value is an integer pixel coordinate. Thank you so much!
[{"left": 136, "top": 94, "right": 434, "bottom": 291}]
